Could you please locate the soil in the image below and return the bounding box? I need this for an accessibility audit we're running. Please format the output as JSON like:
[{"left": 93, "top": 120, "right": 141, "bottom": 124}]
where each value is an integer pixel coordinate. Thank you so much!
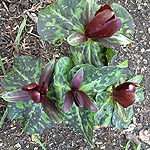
[{"left": 0, "top": 0, "right": 150, "bottom": 150}]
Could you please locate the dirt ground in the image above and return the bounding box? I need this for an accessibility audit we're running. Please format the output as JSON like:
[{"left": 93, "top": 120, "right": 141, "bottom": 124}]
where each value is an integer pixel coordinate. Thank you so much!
[{"left": 0, "top": 0, "right": 150, "bottom": 150}]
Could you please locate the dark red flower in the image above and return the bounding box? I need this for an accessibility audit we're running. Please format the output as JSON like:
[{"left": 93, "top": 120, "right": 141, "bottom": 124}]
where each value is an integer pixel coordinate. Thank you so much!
[
  {"left": 85, "top": 4, "right": 122, "bottom": 41},
  {"left": 21, "top": 60, "right": 62, "bottom": 121},
  {"left": 63, "top": 68, "right": 98, "bottom": 113},
  {"left": 111, "top": 82, "right": 139, "bottom": 108},
  {"left": 22, "top": 82, "right": 46, "bottom": 103}
]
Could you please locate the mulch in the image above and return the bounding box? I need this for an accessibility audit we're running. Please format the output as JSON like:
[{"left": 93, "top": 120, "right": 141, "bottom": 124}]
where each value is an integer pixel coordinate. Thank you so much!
[{"left": 0, "top": 0, "right": 150, "bottom": 149}]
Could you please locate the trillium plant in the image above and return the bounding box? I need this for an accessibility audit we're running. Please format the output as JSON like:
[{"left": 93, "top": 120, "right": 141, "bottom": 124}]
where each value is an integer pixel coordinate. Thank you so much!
[{"left": 1, "top": 0, "right": 144, "bottom": 148}]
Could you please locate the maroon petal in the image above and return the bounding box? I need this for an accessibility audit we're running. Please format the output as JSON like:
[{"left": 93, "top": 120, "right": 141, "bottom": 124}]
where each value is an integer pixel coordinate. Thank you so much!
[
  {"left": 22, "top": 83, "right": 38, "bottom": 91},
  {"left": 2, "top": 90, "right": 31, "bottom": 102},
  {"left": 95, "top": 4, "right": 114, "bottom": 16},
  {"left": 43, "top": 82, "right": 48, "bottom": 95},
  {"left": 63, "top": 91, "right": 74, "bottom": 113},
  {"left": 85, "top": 9, "right": 115, "bottom": 37},
  {"left": 70, "top": 68, "right": 83, "bottom": 90},
  {"left": 41, "top": 96, "right": 62, "bottom": 122},
  {"left": 31, "top": 90, "right": 41, "bottom": 103},
  {"left": 88, "top": 18, "right": 122, "bottom": 40},
  {"left": 73, "top": 90, "right": 84, "bottom": 107},
  {"left": 79, "top": 91, "right": 98, "bottom": 112},
  {"left": 39, "top": 59, "right": 55, "bottom": 89},
  {"left": 112, "top": 90, "right": 136, "bottom": 108},
  {"left": 115, "top": 82, "right": 139, "bottom": 92}
]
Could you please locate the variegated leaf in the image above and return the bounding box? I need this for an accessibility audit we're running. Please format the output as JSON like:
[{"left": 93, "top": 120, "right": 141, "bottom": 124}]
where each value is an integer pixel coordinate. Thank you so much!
[
  {"left": 54, "top": 57, "right": 74, "bottom": 104},
  {"left": 1, "top": 56, "right": 57, "bottom": 134},
  {"left": 69, "top": 64, "right": 121, "bottom": 95},
  {"left": 64, "top": 103, "right": 96, "bottom": 148},
  {"left": 37, "top": 0, "right": 100, "bottom": 45},
  {"left": 71, "top": 41, "right": 108, "bottom": 67},
  {"left": 111, "top": 3, "right": 135, "bottom": 34}
]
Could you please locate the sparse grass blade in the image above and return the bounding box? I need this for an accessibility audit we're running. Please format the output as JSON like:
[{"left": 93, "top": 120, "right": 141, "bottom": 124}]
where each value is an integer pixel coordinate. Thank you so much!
[
  {"left": 32, "top": 134, "right": 47, "bottom": 150},
  {"left": 0, "top": 56, "right": 6, "bottom": 76},
  {"left": 135, "top": 143, "right": 142, "bottom": 150},
  {"left": 125, "top": 140, "right": 131, "bottom": 150},
  {"left": 137, "top": 143, "right": 142, "bottom": 150},
  {"left": 15, "top": 17, "right": 26, "bottom": 46},
  {"left": 0, "top": 108, "right": 8, "bottom": 129}
]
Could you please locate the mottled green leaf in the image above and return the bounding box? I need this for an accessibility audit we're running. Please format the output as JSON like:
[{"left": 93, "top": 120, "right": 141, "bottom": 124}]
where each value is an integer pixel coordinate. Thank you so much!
[
  {"left": 98, "top": 33, "right": 132, "bottom": 45},
  {"left": 69, "top": 64, "right": 121, "bottom": 95},
  {"left": 67, "top": 32, "right": 87, "bottom": 46},
  {"left": 71, "top": 41, "right": 108, "bottom": 67},
  {"left": 95, "top": 92, "right": 113, "bottom": 126},
  {"left": 95, "top": 70, "right": 144, "bottom": 129},
  {"left": 95, "top": 90, "right": 134, "bottom": 129},
  {"left": 1, "top": 56, "right": 42, "bottom": 91},
  {"left": 54, "top": 57, "right": 74, "bottom": 103},
  {"left": 127, "top": 75, "right": 143, "bottom": 84},
  {"left": 1, "top": 56, "right": 57, "bottom": 134},
  {"left": 111, "top": 3, "right": 135, "bottom": 34},
  {"left": 119, "top": 68, "right": 132, "bottom": 84},
  {"left": 128, "top": 75, "right": 144, "bottom": 103},
  {"left": 37, "top": 0, "right": 100, "bottom": 45},
  {"left": 135, "top": 87, "right": 144, "bottom": 103},
  {"left": 8, "top": 101, "right": 56, "bottom": 134},
  {"left": 64, "top": 103, "right": 96, "bottom": 148},
  {"left": 112, "top": 103, "right": 133, "bottom": 129}
]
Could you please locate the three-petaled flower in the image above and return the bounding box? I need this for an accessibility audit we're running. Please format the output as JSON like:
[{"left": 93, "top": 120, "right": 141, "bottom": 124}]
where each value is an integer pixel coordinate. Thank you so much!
[
  {"left": 111, "top": 82, "right": 139, "bottom": 108},
  {"left": 85, "top": 4, "right": 122, "bottom": 41},
  {"left": 63, "top": 68, "right": 98, "bottom": 113},
  {"left": 3, "top": 60, "right": 62, "bottom": 122}
]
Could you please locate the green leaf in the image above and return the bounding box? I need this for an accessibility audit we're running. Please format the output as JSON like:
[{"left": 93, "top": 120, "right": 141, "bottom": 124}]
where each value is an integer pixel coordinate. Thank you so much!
[
  {"left": 67, "top": 32, "right": 87, "bottom": 46},
  {"left": 117, "top": 59, "right": 128, "bottom": 68},
  {"left": 119, "top": 68, "right": 132, "bottom": 83},
  {"left": 64, "top": 103, "right": 96, "bottom": 148},
  {"left": 98, "top": 33, "right": 132, "bottom": 45},
  {"left": 111, "top": 3, "right": 135, "bottom": 34},
  {"left": 37, "top": 0, "right": 100, "bottom": 45},
  {"left": 54, "top": 57, "right": 74, "bottom": 102},
  {"left": 1, "top": 56, "right": 42, "bottom": 91},
  {"left": 95, "top": 92, "right": 114, "bottom": 127},
  {"left": 106, "top": 47, "right": 115, "bottom": 64},
  {"left": 135, "top": 87, "right": 144, "bottom": 103},
  {"left": 127, "top": 75, "right": 144, "bottom": 103},
  {"left": 7, "top": 101, "right": 56, "bottom": 134},
  {"left": 127, "top": 75, "right": 143, "bottom": 83},
  {"left": 1, "top": 56, "right": 57, "bottom": 134},
  {"left": 112, "top": 102, "right": 133, "bottom": 129},
  {"left": 95, "top": 91, "right": 134, "bottom": 129},
  {"left": 71, "top": 41, "right": 107, "bottom": 67},
  {"left": 69, "top": 64, "right": 121, "bottom": 95}
]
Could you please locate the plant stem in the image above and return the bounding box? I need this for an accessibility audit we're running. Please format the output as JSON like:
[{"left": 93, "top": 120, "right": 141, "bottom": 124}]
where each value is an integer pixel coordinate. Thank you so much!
[
  {"left": 0, "top": 56, "right": 6, "bottom": 76},
  {"left": 0, "top": 108, "right": 8, "bottom": 128},
  {"left": 32, "top": 134, "right": 47, "bottom": 150}
]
